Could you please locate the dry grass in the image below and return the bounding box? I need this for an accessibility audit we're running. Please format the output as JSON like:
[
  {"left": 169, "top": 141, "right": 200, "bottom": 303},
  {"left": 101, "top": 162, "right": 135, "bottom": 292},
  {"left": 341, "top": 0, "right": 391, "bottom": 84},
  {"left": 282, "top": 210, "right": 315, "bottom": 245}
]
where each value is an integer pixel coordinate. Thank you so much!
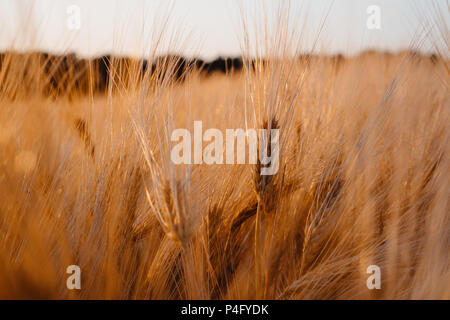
[{"left": 0, "top": 5, "right": 449, "bottom": 300}]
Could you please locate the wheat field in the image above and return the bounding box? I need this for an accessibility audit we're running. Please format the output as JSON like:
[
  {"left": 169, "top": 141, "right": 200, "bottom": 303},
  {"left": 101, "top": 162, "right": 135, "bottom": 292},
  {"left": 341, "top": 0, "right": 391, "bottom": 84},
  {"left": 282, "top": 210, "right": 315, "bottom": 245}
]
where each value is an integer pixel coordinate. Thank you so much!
[{"left": 0, "top": 5, "right": 449, "bottom": 300}]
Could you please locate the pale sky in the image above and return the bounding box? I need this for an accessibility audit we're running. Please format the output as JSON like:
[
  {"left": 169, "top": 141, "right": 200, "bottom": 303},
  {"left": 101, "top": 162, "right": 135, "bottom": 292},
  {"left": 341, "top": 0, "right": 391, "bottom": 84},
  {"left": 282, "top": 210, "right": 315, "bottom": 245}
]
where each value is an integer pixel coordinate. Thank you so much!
[{"left": 0, "top": 0, "right": 448, "bottom": 60}]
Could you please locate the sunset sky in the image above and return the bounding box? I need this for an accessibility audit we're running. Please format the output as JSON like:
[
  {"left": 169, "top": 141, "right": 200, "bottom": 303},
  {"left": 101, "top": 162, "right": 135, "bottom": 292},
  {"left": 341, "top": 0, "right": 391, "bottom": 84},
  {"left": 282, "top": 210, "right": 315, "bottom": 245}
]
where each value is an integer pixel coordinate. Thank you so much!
[{"left": 0, "top": 0, "right": 447, "bottom": 60}]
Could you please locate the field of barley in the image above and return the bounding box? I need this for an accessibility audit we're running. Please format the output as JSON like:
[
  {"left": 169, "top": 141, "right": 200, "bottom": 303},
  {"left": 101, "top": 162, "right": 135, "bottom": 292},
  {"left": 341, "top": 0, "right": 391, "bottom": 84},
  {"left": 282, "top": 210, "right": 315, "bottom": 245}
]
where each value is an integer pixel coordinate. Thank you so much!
[{"left": 0, "top": 7, "right": 449, "bottom": 299}]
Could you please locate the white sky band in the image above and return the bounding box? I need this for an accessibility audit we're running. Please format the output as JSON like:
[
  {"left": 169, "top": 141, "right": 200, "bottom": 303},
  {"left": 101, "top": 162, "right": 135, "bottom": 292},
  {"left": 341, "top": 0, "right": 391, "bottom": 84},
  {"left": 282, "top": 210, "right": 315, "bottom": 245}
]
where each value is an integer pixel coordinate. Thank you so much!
[{"left": 1, "top": 0, "right": 446, "bottom": 59}]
